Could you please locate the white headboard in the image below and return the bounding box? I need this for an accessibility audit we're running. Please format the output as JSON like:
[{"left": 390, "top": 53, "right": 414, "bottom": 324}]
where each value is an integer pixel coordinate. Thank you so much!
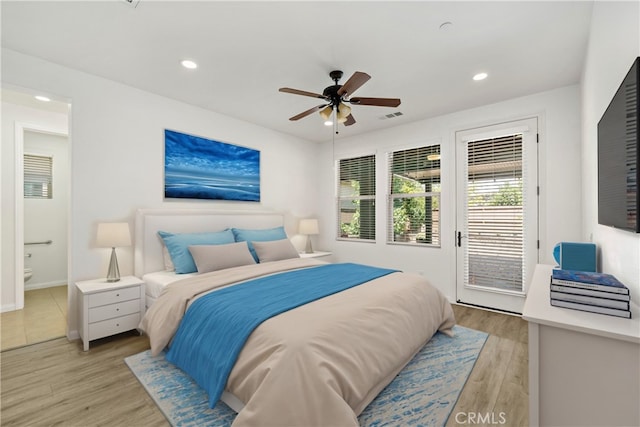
[{"left": 134, "top": 208, "right": 284, "bottom": 277}]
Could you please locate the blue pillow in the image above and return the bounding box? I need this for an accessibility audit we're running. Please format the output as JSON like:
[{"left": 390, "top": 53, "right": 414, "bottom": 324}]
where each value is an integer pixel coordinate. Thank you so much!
[
  {"left": 231, "top": 226, "right": 288, "bottom": 262},
  {"left": 158, "top": 229, "right": 235, "bottom": 274}
]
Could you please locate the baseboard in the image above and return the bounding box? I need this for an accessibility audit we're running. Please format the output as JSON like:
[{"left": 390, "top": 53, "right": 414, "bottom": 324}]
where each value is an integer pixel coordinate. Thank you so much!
[
  {"left": 25, "top": 280, "right": 67, "bottom": 291},
  {"left": 1, "top": 303, "right": 17, "bottom": 313}
]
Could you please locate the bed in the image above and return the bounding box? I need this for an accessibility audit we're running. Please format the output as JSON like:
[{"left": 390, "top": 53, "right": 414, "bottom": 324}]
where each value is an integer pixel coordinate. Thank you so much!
[{"left": 135, "top": 208, "right": 456, "bottom": 427}]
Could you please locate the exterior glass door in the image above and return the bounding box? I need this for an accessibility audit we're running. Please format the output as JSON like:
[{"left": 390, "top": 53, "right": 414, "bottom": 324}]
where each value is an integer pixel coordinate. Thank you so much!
[{"left": 455, "top": 118, "right": 538, "bottom": 313}]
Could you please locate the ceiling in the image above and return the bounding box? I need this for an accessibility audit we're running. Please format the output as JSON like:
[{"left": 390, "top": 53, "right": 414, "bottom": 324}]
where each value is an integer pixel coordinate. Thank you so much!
[
  {"left": 1, "top": 1, "right": 594, "bottom": 143},
  {"left": 1, "top": 88, "right": 70, "bottom": 114}
]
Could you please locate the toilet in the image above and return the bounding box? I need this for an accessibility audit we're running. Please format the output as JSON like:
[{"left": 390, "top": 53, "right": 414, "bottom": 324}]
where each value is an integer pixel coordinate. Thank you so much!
[{"left": 24, "top": 268, "right": 33, "bottom": 283}]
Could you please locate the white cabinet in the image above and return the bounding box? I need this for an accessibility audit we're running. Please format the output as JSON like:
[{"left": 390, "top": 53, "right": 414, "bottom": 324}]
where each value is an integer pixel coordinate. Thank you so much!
[
  {"left": 523, "top": 264, "right": 640, "bottom": 427},
  {"left": 77, "top": 276, "right": 145, "bottom": 351}
]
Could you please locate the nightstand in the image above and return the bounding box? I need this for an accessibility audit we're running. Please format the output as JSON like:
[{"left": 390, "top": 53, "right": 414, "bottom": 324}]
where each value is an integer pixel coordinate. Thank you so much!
[
  {"left": 299, "top": 251, "right": 332, "bottom": 258},
  {"left": 76, "top": 276, "right": 145, "bottom": 351}
]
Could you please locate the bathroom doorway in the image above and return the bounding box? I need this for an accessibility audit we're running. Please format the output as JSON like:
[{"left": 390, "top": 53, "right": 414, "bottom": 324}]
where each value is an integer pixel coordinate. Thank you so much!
[{"left": 0, "top": 89, "right": 70, "bottom": 351}]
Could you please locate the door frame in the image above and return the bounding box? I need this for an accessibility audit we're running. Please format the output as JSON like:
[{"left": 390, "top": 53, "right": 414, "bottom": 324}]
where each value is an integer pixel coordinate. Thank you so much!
[
  {"left": 454, "top": 117, "right": 540, "bottom": 314},
  {"left": 14, "top": 122, "right": 68, "bottom": 311}
]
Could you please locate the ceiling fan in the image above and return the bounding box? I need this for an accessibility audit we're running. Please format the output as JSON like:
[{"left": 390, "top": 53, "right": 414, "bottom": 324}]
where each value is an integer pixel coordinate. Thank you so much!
[{"left": 279, "top": 70, "right": 401, "bottom": 127}]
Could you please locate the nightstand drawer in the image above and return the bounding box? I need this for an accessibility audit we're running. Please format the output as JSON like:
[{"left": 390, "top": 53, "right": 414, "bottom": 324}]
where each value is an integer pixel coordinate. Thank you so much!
[
  {"left": 88, "top": 299, "right": 141, "bottom": 323},
  {"left": 88, "top": 286, "right": 140, "bottom": 307},
  {"left": 88, "top": 312, "right": 141, "bottom": 341}
]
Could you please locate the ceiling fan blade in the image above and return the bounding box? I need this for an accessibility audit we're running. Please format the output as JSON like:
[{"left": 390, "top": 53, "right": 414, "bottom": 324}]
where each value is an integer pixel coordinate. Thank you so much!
[
  {"left": 289, "top": 104, "right": 327, "bottom": 121},
  {"left": 350, "top": 97, "right": 401, "bottom": 107},
  {"left": 279, "top": 87, "right": 327, "bottom": 99},
  {"left": 337, "top": 71, "right": 371, "bottom": 97},
  {"left": 343, "top": 114, "right": 356, "bottom": 126}
]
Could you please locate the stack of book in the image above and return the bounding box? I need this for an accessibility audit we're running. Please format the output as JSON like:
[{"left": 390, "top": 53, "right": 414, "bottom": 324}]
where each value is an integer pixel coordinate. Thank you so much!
[{"left": 550, "top": 269, "right": 632, "bottom": 319}]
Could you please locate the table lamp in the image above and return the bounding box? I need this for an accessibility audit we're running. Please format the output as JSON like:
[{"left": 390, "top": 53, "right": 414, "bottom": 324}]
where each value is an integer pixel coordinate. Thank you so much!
[
  {"left": 299, "top": 218, "right": 319, "bottom": 254},
  {"left": 96, "top": 222, "right": 131, "bottom": 282}
]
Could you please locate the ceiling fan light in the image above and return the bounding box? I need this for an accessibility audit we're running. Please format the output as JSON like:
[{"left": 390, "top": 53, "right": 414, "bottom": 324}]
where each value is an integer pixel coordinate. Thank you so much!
[
  {"left": 324, "top": 120, "right": 333, "bottom": 126},
  {"left": 336, "top": 102, "right": 352, "bottom": 120},
  {"left": 319, "top": 105, "right": 333, "bottom": 120}
]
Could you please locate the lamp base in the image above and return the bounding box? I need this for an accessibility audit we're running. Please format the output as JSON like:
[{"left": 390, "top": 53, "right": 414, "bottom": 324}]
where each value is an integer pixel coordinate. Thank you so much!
[
  {"left": 304, "top": 236, "right": 314, "bottom": 254},
  {"left": 106, "top": 247, "right": 121, "bottom": 282}
]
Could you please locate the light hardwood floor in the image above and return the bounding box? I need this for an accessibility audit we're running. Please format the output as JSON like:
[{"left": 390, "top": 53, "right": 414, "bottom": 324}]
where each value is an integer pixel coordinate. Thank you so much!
[
  {"left": 447, "top": 305, "right": 529, "bottom": 427},
  {"left": 0, "top": 304, "right": 528, "bottom": 427},
  {"left": 0, "top": 285, "right": 67, "bottom": 351}
]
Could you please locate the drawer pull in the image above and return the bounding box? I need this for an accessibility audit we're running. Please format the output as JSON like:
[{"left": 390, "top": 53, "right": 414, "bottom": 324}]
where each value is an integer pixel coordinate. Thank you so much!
[
  {"left": 116, "top": 308, "right": 119, "bottom": 311},
  {"left": 116, "top": 323, "right": 120, "bottom": 327},
  {"left": 116, "top": 293, "right": 120, "bottom": 297}
]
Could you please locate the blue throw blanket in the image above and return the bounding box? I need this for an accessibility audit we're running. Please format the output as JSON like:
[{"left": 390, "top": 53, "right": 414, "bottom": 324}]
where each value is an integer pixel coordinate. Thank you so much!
[{"left": 165, "top": 263, "right": 397, "bottom": 408}]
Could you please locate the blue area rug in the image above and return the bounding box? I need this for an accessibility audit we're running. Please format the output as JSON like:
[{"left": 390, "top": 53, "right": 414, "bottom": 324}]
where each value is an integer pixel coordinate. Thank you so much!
[{"left": 125, "top": 325, "right": 487, "bottom": 427}]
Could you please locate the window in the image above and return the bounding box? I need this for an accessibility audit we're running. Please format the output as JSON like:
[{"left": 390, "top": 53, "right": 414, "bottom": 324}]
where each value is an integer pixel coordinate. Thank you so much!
[
  {"left": 388, "top": 145, "right": 440, "bottom": 246},
  {"left": 24, "top": 154, "right": 53, "bottom": 199},
  {"left": 465, "top": 133, "right": 524, "bottom": 290},
  {"left": 337, "top": 154, "right": 376, "bottom": 241}
]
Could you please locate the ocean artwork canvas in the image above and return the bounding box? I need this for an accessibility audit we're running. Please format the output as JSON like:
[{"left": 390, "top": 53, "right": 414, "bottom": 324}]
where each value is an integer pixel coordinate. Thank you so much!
[{"left": 164, "top": 130, "right": 260, "bottom": 202}]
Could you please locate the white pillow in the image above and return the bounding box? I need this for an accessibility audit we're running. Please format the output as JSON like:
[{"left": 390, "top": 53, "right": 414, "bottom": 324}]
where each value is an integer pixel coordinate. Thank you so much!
[
  {"left": 162, "top": 245, "right": 175, "bottom": 271},
  {"left": 252, "top": 238, "right": 300, "bottom": 263},
  {"left": 188, "top": 241, "right": 256, "bottom": 273}
]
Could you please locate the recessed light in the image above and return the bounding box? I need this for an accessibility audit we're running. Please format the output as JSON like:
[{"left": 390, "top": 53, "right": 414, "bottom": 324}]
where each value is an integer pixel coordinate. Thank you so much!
[
  {"left": 181, "top": 60, "right": 198, "bottom": 69},
  {"left": 473, "top": 72, "right": 488, "bottom": 81},
  {"left": 34, "top": 95, "right": 51, "bottom": 102}
]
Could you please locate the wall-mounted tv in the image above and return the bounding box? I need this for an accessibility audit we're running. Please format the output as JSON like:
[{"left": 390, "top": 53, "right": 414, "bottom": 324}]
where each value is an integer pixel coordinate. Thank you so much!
[{"left": 598, "top": 56, "right": 639, "bottom": 233}]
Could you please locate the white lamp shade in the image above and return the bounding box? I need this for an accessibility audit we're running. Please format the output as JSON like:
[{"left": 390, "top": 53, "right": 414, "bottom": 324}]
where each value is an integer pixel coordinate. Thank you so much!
[
  {"left": 96, "top": 222, "right": 131, "bottom": 248},
  {"left": 299, "top": 218, "right": 319, "bottom": 235}
]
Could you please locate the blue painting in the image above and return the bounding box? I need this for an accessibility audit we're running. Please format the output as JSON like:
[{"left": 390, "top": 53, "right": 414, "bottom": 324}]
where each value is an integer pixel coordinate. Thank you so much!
[{"left": 164, "top": 130, "right": 260, "bottom": 202}]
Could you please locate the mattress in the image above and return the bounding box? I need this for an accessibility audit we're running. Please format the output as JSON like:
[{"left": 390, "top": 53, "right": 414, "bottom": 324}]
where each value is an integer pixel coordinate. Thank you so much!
[{"left": 142, "top": 270, "right": 197, "bottom": 306}]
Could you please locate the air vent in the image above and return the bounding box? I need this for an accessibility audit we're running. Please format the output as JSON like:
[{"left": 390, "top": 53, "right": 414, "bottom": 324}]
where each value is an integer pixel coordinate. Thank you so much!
[
  {"left": 122, "top": 0, "right": 140, "bottom": 8},
  {"left": 379, "top": 111, "right": 404, "bottom": 120}
]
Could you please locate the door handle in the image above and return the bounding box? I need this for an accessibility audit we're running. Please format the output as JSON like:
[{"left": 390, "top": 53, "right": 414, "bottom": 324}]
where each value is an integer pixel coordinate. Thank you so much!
[{"left": 456, "top": 231, "right": 466, "bottom": 247}]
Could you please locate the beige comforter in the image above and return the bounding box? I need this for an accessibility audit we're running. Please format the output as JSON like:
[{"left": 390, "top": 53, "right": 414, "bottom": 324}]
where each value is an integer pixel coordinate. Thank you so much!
[{"left": 140, "top": 258, "right": 456, "bottom": 427}]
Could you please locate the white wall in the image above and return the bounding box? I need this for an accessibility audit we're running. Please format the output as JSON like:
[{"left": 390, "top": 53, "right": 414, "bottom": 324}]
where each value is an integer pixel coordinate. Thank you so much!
[
  {"left": 1, "top": 101, "right": 69, "bottom": 311},
  {"left": 316, "top": 85, "right": 582, "bottom": 301},
  {"left": 1, "top": 49, "right": 321, "bottom": 337},
  {"left": 6, "top": 3, "right": 633, "bottom": 333},
  {"left": 24, "top": 130, "right": 69, "bottom": 289},
  {"left": 581, "top": 1, "right": 640, "bottom": 296}
]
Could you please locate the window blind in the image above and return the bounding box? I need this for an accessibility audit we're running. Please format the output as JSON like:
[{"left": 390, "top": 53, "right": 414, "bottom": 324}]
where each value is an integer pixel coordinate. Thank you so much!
[
  {"left": 388, "top": 145, "right": 441, "bottom": 246},
  {"left": 24, "top": 154, "right": 53, "bottom": 199},
  {"left": 465, "top": 134, "right": 524, "bottom": 291},
  {"left": 337, "top": 155, "right": 375, "bottom": 240}
]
